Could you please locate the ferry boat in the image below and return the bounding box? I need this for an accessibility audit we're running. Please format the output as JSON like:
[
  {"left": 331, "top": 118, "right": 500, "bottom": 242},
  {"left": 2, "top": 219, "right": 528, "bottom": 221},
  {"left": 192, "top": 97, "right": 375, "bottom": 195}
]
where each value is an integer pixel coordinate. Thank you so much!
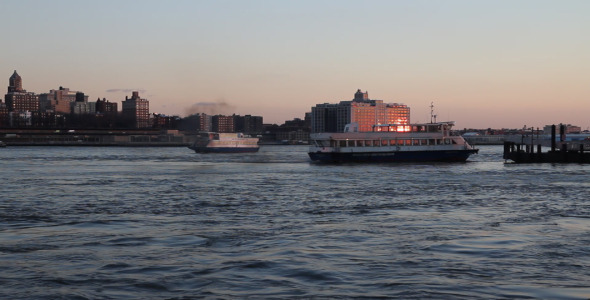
[
  {"left": 308, "top": 121, "right": 478, "bottom": 163},
  {"left": 188, "top": 132, "right": 259, "bottom": 153}
]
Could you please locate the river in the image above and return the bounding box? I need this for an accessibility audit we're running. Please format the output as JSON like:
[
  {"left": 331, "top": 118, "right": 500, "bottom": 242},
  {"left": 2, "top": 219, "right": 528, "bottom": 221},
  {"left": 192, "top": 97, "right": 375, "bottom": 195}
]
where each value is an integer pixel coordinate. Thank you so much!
[{"left": 0, "top": 145, "right": 588, "bottom": 299}]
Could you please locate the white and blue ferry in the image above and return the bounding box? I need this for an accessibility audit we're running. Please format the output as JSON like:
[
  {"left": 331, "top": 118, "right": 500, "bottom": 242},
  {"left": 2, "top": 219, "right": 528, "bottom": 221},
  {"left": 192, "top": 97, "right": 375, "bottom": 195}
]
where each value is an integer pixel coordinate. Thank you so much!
[
  {"left": 189, "top": 132, "right": 259, "bottom": 153},
  {"left": 308, "top": 121, "right": 478, "bottom": 163}
]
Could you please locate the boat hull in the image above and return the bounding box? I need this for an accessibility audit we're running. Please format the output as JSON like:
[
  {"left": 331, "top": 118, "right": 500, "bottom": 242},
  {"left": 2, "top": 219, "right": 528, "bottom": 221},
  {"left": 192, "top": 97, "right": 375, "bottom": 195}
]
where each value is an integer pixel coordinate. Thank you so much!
[
  {"left": 308, "top": 149, "right": 478, "bottom": 163},
  {"left": 189, "top": 146, "right": 259, "bottom": 153}
]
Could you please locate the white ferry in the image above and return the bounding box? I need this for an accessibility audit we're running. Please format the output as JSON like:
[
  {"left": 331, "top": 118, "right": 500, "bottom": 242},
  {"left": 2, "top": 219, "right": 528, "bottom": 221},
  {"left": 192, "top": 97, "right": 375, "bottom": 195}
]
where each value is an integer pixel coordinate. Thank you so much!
[
  {"left": 189, "top": 132, "right": 259, "bottom": 153},
  {"left": 308, "top": 121, "right": 478, "bottom": 163}
]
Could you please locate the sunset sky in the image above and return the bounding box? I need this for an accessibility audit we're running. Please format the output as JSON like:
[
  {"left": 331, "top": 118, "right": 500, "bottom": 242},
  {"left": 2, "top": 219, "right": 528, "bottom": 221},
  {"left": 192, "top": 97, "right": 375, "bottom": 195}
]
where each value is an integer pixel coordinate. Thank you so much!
[{"left": 1, "top": 0, "right": 589, "bottom": 129}]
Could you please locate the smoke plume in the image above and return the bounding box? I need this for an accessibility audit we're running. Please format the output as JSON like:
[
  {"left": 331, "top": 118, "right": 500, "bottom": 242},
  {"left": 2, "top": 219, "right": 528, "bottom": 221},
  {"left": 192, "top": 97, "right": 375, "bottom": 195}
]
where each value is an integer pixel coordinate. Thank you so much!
[{"left": 185, "top": 99, "right": 236, "bottom": 116}]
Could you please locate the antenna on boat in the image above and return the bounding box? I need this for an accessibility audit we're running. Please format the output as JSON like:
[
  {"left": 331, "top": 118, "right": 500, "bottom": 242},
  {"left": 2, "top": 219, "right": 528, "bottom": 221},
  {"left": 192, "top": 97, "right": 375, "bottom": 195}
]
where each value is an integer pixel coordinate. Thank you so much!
[{"left": 430, "top": 102, "right": 437, "bottom": 123}]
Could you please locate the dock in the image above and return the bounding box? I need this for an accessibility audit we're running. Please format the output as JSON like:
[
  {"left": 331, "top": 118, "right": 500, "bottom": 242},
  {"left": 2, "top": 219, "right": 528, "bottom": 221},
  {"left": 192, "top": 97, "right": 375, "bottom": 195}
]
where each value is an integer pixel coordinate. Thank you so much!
[{"left": 503, "top": 125, "right": 590, "bottom": 163}]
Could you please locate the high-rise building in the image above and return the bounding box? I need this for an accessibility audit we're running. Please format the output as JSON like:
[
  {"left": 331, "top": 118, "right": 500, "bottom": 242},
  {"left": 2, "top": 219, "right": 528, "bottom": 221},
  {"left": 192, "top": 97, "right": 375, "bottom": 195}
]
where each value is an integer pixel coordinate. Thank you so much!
[
  {"left": 311, "top": 89, "right": 410, "bottom": 133},
  {"left": 5, "top": 70, "right": 39, "bottom": 112},
  {"left": 122, "top": 91, "right": 150, "bottom": 128}
]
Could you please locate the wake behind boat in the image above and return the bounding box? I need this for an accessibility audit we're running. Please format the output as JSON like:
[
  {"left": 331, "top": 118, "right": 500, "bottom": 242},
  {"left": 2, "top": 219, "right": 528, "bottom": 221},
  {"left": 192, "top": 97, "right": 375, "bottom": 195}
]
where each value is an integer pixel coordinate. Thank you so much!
[
  {"left": 188, "top": 132, "right": 259, "bottom": 153},
  {"left": 308, "top": 121, "right": 478, "bottom": 163}
]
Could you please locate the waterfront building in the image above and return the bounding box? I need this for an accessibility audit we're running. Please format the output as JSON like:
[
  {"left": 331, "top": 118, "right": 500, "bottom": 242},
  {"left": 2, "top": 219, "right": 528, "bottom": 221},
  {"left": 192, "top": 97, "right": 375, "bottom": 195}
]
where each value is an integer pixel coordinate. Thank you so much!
[
  {"left": 122, "top": 91, "right": 150, "bottom": 128},
  {"left": 275, "top": 116, "right": 311, "bottom": 144},
  {"left": 95, "top": 98, "right": 118, "bottom": 114},
  {"left": 39, "top": 86, "right": 88, "bottom": 114},
  {"left": 0, "top": 102, "right": 9, "bottom": 127},
  {"left": 543, "top": 124, "right": 582, "bottom": 134},
  {"left": 71, "top": 99, "right": 96, "bottom": 115},
  {"left": 152, "top": 114, "right": 179, "bottom": 129},
  {"left": 5, "top": 70, "right": 39, "bottom": 112},
  {"left": 311, "top": 89, "right": 410, "bottom": 133},
  {"left": 94, "top": 98, "right": 118, "bottom": 128},
  {"left": 194, "top": 113, "right": 212, "bottom": 132},
  {"left": 311, "top": 103, "right": 339, "bottom": 133},
  {"left": 212, "top": 115, "right": 234, "bottom": 133},
  {"left": 234, "top": 114, "right": 263, "bottom": 134}
]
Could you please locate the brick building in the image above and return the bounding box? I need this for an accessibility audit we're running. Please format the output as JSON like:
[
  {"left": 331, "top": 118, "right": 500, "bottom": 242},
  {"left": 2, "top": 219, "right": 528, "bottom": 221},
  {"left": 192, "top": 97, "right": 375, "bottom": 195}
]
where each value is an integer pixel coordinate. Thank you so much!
[{"left": 122, "top": 91, "right": 150, "bottom": 128}]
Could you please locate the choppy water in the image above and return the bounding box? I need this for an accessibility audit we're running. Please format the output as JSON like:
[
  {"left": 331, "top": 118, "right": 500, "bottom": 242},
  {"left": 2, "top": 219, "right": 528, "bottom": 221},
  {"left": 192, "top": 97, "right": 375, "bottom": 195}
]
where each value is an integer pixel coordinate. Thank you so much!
[{"left": 0, "top": 145, "right": 589, "bottom": 299}]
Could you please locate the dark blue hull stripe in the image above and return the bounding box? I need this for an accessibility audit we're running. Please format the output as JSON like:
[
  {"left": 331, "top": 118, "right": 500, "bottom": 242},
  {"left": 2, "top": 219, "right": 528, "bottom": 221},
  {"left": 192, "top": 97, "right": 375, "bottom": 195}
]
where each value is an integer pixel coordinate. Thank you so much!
[{"left": 308, "top": 150, "right": 478, "bottom": 162}]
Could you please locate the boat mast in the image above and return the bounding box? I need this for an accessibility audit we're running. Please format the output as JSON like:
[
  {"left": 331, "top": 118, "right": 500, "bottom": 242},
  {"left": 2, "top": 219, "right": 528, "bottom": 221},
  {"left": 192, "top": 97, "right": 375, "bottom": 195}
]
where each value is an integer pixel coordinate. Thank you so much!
[{"left": 430, "top": 102, "right": 437, "bottom": 123}]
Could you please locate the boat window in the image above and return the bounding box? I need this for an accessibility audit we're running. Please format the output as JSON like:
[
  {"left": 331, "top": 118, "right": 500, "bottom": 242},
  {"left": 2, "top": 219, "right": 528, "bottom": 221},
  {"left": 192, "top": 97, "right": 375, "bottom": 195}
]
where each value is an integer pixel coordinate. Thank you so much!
[
  {"left": 444, "top": 139, "right": 451, "bottom": 145},
  {"left": 389, "top": 139, "right": 396, "bottom": 145},
  {"left": 357, "top": 140, "right": 364, "bottom": 147},
  {"left": 429, "top": 139, "right": 435, "bottom": 145},
  {"left": 381, "top": 139, "right": 388, "bottom": 146},
  {"left": 365, "top": 140, "right": 373, "bottom": 146},
  {"left": 413, "top": 139, "right": 420, "bottom": 146},
  {"left": 339, "top": 140, "right": 347, "bottom": 147}
]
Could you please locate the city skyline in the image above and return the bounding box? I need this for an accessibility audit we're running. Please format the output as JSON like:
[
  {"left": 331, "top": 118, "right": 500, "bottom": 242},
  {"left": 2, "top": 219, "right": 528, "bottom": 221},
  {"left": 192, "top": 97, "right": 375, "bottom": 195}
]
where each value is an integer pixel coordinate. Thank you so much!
[{"left": 2, "top": 0, "right": 589, "bottom": 129}]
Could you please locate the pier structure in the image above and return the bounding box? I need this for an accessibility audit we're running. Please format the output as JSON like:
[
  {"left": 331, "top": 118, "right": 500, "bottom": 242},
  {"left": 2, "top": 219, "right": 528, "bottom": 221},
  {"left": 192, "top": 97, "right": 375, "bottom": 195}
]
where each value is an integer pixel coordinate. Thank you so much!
[
  {"left": 0, "top": 129, "right": 190, "bottom": 147},
  {"left": 503, "top": 124, "right": 590, "bottom": 163}
]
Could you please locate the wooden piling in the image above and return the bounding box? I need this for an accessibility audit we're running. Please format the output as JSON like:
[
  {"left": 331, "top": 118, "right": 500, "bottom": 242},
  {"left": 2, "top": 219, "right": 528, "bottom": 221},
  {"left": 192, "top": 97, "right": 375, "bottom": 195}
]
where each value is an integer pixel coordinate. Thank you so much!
[{"left": 503, "top": 124, "right": 590, "bottom": 163}]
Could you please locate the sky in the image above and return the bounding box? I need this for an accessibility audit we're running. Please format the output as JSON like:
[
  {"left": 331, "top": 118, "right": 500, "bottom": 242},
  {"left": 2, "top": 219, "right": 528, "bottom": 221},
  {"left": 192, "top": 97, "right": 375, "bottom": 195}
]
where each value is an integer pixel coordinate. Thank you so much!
[{"left": 1, "top": 0, "right": 589, "bottom": 129}]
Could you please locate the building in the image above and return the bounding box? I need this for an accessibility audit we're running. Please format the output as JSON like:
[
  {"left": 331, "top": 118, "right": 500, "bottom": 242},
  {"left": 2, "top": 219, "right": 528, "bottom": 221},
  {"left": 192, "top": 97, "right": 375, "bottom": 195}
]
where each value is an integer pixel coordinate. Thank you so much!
[
  {"left": 95, "top": 98, "right": 118, "bottom": 114},
  {"left": 212, "top": 115, "right": 234, "bottom": 133},
  {"left": 274, "top": 117, "right": 311, "bottom": 144},
  {"left": 543, "top": 124, "right": 582, "bottom": 135},
  {"left": 122, "top": 91, "right": 150, "bottom": 128},
  {"left": 311, "top": 103, "right": 339, "bottom": 133},
  {"left": 234, "top": 114, "right": 264, "bottom": 134},
  {"left": 94, "top": 98, "right": 119, "bottom": 128},
  {"left": 39, "top": 86, "right": 88, "bottom": 114},
  {"left": 152, "top": 113, "right": 179, "bottom": 129},
  {"left": 0, "top": 102, "right": 9, "bottom": 127},
  {"left": 311, "top": 89, "right": 410, "bottom": 133},
  {"left": 195, "top": 113, "right": 211, "bottom": 132},
  {"left": 5, "top": 70, "right": 39, "bottom": 112},
  {"left": 71, "top": 94, "right": 96, "bottom": 115}
]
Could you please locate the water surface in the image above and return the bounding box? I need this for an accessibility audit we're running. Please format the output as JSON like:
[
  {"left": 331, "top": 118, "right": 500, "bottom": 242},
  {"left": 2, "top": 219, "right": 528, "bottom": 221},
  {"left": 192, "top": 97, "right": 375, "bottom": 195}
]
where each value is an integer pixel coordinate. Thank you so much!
[{"left": 1, "top": 146, "right": 589, "bottom": 299}]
